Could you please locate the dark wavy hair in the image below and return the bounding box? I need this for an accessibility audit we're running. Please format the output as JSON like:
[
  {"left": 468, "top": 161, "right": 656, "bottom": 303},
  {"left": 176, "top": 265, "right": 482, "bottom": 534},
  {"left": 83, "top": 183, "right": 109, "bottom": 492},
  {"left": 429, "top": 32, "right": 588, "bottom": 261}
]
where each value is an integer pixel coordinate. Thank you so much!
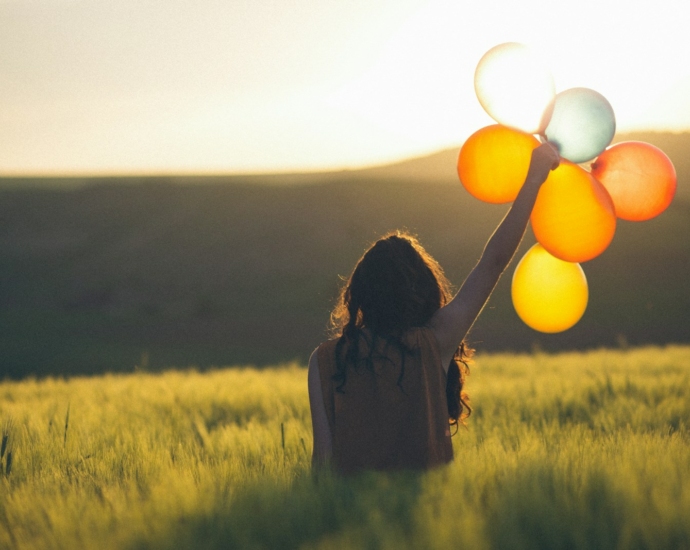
[{"left": 330, "top": 231, "right": 472, "bottom": 430}]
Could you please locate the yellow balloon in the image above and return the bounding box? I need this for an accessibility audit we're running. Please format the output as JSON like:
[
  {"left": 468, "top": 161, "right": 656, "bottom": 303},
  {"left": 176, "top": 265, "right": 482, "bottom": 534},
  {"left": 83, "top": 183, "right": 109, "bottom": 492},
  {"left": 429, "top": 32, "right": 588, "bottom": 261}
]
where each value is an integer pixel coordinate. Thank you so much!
[
  {"left": 458, "top": 124, "right": 540, "bottom": 204},
  {"left": 531, "top": 161, "right": 616, "bottom": 262},
  {"left": 512, "top": 244, "right": 588, "bottom": 333}
]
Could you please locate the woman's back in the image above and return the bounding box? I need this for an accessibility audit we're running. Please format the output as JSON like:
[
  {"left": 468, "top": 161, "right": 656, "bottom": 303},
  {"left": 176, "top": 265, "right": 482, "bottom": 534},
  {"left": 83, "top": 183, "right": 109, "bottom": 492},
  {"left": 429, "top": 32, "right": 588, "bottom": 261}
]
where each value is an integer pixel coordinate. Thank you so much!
[
  {"left": 316, "top": 327, "right": 452, "bottom": 475},
  {"left": 309, "top": 143, "right": 560, "bottom": 472}
]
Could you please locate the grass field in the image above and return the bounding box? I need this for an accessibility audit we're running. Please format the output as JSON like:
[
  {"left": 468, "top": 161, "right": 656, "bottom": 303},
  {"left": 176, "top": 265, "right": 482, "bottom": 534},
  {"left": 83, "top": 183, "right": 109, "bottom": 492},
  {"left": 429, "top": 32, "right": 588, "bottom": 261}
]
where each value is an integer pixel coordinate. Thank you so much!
[{"left": 1, "top": 345, "right": 690, "bottom": 549}]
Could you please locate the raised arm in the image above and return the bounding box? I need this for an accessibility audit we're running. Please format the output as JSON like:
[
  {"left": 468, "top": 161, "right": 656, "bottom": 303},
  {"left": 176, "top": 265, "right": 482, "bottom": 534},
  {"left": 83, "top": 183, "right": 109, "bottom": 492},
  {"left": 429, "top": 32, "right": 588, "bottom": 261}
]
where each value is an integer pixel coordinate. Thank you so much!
[{"left": 429, "top": 142, "right": 560, "bottom": 367}]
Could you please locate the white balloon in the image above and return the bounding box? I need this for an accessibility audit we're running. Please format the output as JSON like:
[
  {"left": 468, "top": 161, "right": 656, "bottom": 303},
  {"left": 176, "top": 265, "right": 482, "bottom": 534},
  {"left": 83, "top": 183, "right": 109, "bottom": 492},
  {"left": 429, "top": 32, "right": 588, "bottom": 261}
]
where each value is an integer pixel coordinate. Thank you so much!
[{"left": 475, "top": 43, "right": 555, "bottom": 134}]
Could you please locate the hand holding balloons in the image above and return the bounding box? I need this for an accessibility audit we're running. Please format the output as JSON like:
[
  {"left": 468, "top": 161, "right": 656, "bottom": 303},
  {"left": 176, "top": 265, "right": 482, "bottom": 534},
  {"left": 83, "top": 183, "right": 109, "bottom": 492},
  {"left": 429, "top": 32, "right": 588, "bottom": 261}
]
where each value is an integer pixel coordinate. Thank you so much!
[
  {"left": 525, "top": 141, "right": 561, "bottom": 182},
  {"left": 458, "top": 42, "right": 677, "bottom": 333}
]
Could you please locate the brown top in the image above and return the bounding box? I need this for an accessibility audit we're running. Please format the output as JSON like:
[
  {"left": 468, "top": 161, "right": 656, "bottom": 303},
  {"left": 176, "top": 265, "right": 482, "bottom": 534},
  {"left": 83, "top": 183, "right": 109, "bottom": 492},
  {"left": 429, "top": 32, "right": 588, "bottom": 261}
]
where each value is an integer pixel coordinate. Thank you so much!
[{"left": 317, "top": 327, "right": 453, "bottom": 475}]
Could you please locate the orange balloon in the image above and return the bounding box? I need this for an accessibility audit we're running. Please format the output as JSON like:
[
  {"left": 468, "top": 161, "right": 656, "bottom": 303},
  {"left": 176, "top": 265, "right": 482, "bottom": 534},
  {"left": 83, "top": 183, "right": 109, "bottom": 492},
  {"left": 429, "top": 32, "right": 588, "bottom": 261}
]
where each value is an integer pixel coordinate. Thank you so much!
[
  {"left": 590, "top": 141, "right": 676, "bottom": 221},
  {"left": 458, "top": 124, "right": 540, "bottom": 204},
  {"left": 531, "top": 161, "right": 616, "bottom": 262},
  {"left": 512, "top": 244, "right": 588, "bottom": 333}
]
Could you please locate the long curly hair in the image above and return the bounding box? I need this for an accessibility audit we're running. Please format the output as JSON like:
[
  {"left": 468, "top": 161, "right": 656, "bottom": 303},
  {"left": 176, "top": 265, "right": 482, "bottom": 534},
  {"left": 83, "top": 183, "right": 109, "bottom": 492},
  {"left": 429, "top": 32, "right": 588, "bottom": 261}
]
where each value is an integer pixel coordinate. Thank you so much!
[{"left": 330, "top": 231, "right": 472, "bottom": 430}]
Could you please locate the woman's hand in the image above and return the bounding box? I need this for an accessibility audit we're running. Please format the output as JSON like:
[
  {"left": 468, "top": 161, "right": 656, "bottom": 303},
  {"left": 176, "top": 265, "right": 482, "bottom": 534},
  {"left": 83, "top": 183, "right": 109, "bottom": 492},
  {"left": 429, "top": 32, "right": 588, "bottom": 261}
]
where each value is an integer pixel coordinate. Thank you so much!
[{"left": 525, "top": 142, "right": 560, "bottom": 186}]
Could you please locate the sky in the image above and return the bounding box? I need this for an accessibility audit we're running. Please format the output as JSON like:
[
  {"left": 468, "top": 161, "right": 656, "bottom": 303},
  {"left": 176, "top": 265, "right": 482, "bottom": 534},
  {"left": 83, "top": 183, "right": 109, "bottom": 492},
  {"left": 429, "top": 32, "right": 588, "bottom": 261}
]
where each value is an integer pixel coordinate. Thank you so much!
[{"left": 1, "top": 0, "right": 689, "bottom": 175}]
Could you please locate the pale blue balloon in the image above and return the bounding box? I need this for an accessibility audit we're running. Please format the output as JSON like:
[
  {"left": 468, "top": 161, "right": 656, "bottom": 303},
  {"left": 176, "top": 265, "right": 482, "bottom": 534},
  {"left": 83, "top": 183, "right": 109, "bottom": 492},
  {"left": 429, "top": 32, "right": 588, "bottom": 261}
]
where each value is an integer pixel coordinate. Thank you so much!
[{"left": 545, "top": 88, "right": 615, "bottom": 163}]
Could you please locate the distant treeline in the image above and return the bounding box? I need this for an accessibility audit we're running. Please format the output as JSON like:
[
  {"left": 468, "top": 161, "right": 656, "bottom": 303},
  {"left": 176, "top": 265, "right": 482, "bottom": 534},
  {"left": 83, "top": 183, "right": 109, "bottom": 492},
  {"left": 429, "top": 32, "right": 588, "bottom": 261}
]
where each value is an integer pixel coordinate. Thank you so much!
[{"left": 1, "top": 132, "right": 688, "bottom": 379}]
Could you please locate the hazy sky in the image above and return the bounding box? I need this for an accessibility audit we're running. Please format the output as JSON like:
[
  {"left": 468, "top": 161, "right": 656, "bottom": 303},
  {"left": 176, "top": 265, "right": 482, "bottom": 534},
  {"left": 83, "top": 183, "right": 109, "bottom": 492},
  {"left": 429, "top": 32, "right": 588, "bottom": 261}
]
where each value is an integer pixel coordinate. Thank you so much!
[{"left": 2, "top": 0, "right": 689, "bottom": 175}]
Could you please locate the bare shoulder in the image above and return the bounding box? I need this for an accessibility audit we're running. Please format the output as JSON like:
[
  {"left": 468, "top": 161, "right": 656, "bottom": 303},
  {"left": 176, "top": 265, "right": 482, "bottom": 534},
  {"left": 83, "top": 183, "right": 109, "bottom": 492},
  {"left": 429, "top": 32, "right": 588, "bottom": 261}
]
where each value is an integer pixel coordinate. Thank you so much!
[
  {"left": 307, "top": 344, "right": 333, "bottom": 466},
  {"left": 308, "top": 346, "right": 320, "bottom": 384}
]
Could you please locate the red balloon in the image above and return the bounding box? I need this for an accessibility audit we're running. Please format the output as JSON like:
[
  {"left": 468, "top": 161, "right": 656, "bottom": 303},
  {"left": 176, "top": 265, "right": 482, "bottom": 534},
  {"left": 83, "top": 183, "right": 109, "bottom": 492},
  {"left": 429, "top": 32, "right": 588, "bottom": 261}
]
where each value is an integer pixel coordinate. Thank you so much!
[
  {"left": 590, "top": 141, "right": 676, "bottom": 221},
  {"left": 531, "top": 161, "right": 616, "bottom": 262}
]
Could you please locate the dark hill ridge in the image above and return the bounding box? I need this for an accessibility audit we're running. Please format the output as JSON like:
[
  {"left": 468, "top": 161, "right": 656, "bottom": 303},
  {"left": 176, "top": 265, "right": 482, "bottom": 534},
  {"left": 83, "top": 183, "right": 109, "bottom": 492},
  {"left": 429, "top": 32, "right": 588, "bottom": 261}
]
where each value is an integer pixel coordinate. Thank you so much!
[
  {"left": 2, "top": 131, "right": 689, "bottom": 193},
  {"left": 0, "top": 132, "right": 688, "bottom": 378}
]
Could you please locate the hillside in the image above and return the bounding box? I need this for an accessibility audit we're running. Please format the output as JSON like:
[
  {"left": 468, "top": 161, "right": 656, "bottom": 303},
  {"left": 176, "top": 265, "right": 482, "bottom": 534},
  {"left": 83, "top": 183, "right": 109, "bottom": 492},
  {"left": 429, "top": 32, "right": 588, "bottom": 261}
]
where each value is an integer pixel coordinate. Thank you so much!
[{"left": 0, "top": 132, "right": 688, "bottom": 378}]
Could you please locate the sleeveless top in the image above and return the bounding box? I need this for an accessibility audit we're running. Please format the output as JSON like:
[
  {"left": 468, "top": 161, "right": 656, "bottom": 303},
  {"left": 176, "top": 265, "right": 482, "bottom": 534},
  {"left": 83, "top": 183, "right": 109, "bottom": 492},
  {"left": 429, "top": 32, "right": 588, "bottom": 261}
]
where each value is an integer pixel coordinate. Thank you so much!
[{"left": 316, "top": 327, "right": 453, "bottom": 475}]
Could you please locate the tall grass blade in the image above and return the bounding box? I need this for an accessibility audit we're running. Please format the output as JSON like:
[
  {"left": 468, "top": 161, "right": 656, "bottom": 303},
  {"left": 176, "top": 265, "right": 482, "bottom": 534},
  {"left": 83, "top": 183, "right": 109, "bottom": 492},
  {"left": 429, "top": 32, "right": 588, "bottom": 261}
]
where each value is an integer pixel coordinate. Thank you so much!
[
  {"left": 1, "top": 417, "right": 13, "bottom": 461},
  {"left": 1, "top": 418, "right": 13, "bottom": 477},
  {"left": 64, "top": 403, "right": 71, "bottom": 447}
]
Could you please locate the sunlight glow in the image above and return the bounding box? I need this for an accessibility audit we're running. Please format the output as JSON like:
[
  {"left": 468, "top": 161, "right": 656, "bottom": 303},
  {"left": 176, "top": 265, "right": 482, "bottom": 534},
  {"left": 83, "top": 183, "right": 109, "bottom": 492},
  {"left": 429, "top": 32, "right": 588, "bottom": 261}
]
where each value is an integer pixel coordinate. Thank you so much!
[
  {"left": 0, "top": 0, "right": 688, "bottom": 174},
  {"left": 474, "top": 43, "right": 555, "bottom": 135}
]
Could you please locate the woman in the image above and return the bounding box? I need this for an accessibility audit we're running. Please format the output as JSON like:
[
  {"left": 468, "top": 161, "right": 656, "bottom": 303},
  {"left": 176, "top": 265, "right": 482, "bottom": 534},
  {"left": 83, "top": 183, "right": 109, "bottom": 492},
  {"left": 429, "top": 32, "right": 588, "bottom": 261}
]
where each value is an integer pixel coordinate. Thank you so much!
[{"left": 308, "top": 142, "right": 560, "bottom": 474}]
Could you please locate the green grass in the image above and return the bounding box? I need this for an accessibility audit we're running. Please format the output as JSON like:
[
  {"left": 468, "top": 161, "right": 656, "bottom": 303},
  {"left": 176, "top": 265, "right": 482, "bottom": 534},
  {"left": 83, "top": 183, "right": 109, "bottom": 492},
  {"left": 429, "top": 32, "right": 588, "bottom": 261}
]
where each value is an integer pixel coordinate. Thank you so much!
[{"left": 1, "top": 346, "right": 690, "bottom": 549}]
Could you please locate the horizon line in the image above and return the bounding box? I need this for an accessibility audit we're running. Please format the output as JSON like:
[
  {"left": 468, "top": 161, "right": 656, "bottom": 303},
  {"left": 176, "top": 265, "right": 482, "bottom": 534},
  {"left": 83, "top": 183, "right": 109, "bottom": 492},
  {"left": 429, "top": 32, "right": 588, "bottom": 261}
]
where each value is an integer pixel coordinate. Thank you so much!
[{"left": 1, "top": 128, "right": 687, "bottom": 180}]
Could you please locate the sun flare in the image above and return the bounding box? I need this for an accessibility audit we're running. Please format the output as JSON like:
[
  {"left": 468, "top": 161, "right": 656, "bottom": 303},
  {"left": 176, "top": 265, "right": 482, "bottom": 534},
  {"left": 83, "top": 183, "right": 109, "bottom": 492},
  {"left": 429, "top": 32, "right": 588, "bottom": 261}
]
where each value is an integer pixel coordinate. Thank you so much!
[{"left": 0, "top": 0, "right": 688, "bottom": 174}]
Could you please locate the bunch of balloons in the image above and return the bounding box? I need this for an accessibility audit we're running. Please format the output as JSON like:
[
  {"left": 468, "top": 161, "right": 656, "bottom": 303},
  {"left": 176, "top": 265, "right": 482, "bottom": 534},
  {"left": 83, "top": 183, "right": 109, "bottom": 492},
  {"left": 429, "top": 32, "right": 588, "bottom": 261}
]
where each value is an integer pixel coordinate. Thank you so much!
[{"left": 458, "top": 42, "right": 677, "bottom": 333}]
